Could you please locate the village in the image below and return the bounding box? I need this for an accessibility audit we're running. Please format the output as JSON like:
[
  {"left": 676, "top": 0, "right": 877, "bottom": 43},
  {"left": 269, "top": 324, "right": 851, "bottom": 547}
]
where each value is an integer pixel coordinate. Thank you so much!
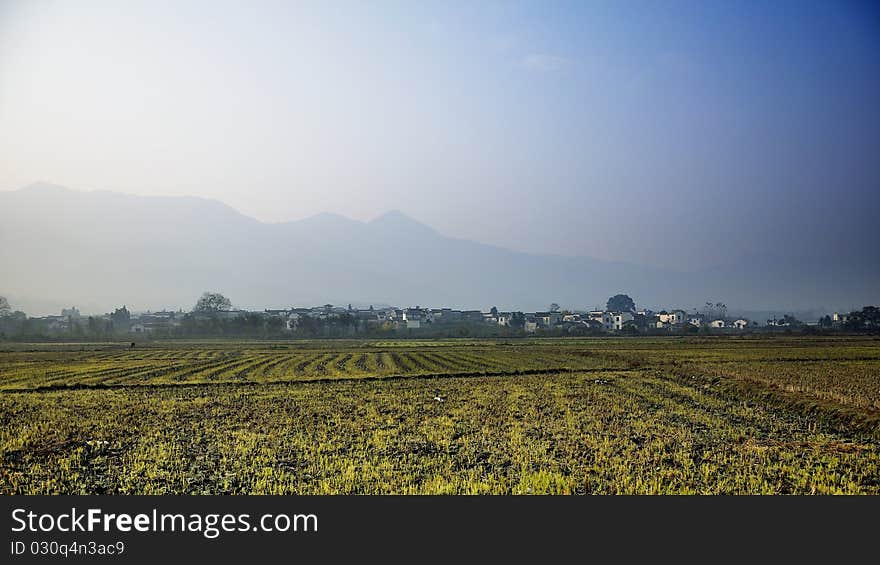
[{"left": 15, "top": 295, "right": 871, "bottom": 338}]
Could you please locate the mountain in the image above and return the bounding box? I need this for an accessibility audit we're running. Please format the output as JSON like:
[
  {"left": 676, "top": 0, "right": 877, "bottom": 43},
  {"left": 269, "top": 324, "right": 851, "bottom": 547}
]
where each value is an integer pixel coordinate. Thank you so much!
[{"left": 1, "top": 184, "right": 877, "bottom": 316}]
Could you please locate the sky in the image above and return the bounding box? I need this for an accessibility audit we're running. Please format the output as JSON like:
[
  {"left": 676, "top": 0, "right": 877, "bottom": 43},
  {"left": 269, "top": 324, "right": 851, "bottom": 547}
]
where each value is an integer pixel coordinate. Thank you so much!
[{"left": 1, "top": 0, "right": 878, "bottom": 269}]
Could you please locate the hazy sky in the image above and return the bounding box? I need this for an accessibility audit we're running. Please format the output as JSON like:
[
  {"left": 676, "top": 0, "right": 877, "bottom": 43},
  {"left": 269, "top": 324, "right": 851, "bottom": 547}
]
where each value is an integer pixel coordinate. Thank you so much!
[{"left": 1, "top": 0, "right": 878, "bottom": 268}]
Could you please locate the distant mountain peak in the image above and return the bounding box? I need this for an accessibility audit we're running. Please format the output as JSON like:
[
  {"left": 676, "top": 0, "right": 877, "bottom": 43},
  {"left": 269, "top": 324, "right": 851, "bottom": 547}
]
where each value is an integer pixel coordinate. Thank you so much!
[
  {"left": 18, "top": 181, "right": 75, "bottom": 194},
  {"left": 12, "top": 182, "right": 257, "bottom": 222},
  {"left": 375, "top": 208, "right": 406, "bottom": 219},
  {"left": 368, "top": 209, "right": 436, "bottom": 234}
]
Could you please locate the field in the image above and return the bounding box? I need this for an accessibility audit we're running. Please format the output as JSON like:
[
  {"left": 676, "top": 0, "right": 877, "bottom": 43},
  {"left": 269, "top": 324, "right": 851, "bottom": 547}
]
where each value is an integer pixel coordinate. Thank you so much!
[{"left": 2, "top": 337, "right": 879, "bottom": 494}]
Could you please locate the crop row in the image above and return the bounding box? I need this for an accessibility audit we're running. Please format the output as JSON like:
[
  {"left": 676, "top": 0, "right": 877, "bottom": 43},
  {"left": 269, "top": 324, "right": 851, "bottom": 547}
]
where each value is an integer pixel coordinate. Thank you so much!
[
  {"left": 0, "top": 347, "right": 619, "bottom": 390},
  {"left": 2, "top": 369, "right": 878, "bottom": 494}
]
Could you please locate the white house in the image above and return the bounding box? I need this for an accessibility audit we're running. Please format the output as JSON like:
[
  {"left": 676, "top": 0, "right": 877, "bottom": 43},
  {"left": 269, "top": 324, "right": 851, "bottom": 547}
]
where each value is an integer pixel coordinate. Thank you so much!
[
  {"left": 402, "top": 307, "right": 426, "bottom": 329},
  {"left": 709, "top": 319, "right": 726, "bottom": 328},
  {"left": 733, "top": 319, "right": 749, "bottom": 329},
  {"left": 657, "top": 310, "right": 685, "bottom": 325},
  {"left": 602, "top": 312, "right": 635, "bottom": 330},
  {"left": 534, "top": 312, "right": 562, "bottom": 328}
]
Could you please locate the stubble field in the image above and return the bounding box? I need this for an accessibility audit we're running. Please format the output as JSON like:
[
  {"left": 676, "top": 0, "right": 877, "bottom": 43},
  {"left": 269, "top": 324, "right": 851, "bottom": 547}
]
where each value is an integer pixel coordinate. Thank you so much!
[{"left": 1, "top": 337, "right": 878, "bottom": 494}]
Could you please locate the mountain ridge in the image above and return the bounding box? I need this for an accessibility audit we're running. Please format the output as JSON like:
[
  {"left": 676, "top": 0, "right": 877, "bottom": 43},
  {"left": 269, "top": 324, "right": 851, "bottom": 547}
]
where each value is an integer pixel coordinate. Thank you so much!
[{"left": 1, "top": 184, "right": 876, "bottom": 316}]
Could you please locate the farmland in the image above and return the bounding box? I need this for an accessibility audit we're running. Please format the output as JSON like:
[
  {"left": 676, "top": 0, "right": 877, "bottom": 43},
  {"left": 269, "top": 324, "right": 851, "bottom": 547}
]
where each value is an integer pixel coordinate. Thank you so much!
[{"left": 1, "top": 337, "right": 879, "bottom": 494}]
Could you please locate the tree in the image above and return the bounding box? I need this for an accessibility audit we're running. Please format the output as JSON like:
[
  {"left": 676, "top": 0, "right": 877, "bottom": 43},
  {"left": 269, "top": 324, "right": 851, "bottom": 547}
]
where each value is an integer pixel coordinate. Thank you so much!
[
  {"left": 702, "top": 301, "right": 716, "bottom": 320},
  {"left": 549, "top": 303, "right": 560, "bottom": 313},
  {"left": 782, "top": 314, "right": 802, "bottom": 327},
  {"left": 490, "top": 306, "right": 499, "bottom": 317},
  {"left": 700, "top": 301, "right": 727, "bottom": 321},
  {"left": 110, "top": 306, "right": 131, "bottom": 331},
  {"left": 606, "top": 294, "right": 635, "bottom": 313},
  {"left": 0, "top": 296, "right": 11, "bottom": 317},
  {"left": 87, "top": 316, "right": 106, "bottom": 337},
  {"left": 509, "top": 312, "right": 525, "bottom": 329},
  {"left": 845, "top": 306, "right": 880, "bottom": 332},
  {"left": 193, "top": 292, "right": 232, "bottom": 313}
]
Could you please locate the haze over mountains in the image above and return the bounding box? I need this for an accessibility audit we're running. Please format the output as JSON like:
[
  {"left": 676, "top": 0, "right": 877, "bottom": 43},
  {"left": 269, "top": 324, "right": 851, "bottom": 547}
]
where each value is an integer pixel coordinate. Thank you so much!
[{"left": 1, "top": 183, "right": 877, "bottom": 316}]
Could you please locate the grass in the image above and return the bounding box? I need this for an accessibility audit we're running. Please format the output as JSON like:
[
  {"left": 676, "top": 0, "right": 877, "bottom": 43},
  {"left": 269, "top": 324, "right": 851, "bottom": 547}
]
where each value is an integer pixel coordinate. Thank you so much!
[{"left": 1, "top": 336, "right": 878, "bottom": 494}]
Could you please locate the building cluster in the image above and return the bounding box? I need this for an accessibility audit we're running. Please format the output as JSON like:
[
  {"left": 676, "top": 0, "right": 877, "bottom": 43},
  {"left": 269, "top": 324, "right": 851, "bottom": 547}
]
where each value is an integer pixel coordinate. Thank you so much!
[
  {"left": 34, "top": 305, "right": 184, "bottom": 334},
  {"left": 32, "top": 303, "right": 868, "bottom": 335},
  {"left": 122, "top": 305, "right": 753, "bottom": 334},
  {"left": 38, "top": 306, "right": 84, "bottom": 332}
]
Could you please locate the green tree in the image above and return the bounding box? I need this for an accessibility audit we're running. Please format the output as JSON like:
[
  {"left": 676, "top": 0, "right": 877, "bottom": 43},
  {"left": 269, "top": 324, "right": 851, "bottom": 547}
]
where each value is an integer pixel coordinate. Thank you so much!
[
  {"left": 0, "top": 296, "right": 12, "bottom": 317},
  {"left": 110, "top": 306, "right": 131, "bottom": 328},
  {"left": 782, "top": 314, "right": 802, "bottom": 327},
  {"left": 606, "top": 294, "right": 636, "bottom": 313},
  {"left": 509, "top": 312, "right": 525, "bottom": 329},
  {"left": 845, "top": 306, "right": 880, "bottom": 332},
  {"left": 193, "top": 292, "right": 233, "bottom": 313}
]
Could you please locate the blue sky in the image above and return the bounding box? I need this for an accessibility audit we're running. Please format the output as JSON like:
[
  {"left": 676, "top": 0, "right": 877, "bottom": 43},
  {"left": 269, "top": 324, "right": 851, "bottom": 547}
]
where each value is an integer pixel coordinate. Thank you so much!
[{"left": 1, "top": 0, "right": 877, "bottom": 268}]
